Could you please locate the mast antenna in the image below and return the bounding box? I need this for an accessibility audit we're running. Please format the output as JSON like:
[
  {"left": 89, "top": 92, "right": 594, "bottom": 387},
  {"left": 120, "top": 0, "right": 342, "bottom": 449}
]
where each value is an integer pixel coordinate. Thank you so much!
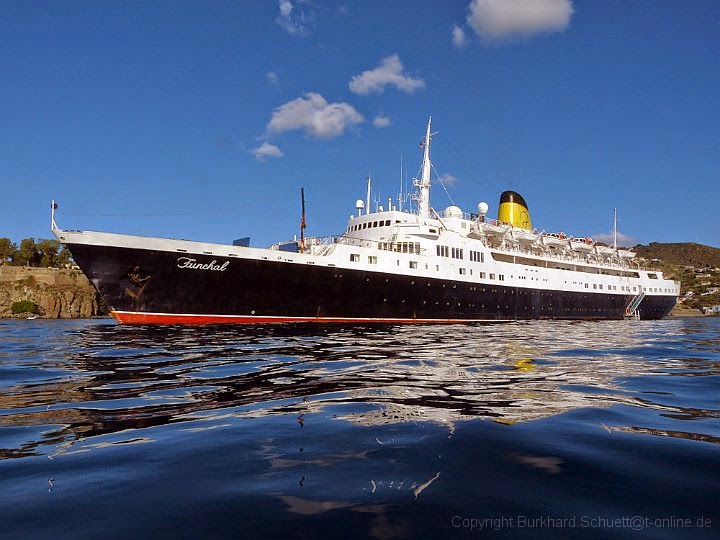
[
  {"left": 300, "top": 188, "right": 306, "bottom": 253},
  {"left": 366, "top": 175, "right": 371, "bottom": 215},
  {"left": 398, "top": 153, "right": 403, "bottom": 212},
  {"left": 414, "top": 116, "right": 433, "bottom": 219},
  {"left": 613, "top": 208, "right": 617, "bottom": 250}
]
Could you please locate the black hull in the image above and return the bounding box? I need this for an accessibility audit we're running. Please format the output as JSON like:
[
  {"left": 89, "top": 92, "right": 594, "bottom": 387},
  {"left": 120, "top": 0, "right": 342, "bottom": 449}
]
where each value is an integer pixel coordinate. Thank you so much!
[{"left": 66, "top": 243, "right": 677, "bottom": 324}]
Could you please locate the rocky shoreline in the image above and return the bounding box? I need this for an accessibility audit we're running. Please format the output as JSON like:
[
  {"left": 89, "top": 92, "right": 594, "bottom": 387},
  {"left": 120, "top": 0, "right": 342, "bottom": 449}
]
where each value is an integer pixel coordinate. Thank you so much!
[{"left": 0, "top": 266, "right": 104, "bottom": 319}]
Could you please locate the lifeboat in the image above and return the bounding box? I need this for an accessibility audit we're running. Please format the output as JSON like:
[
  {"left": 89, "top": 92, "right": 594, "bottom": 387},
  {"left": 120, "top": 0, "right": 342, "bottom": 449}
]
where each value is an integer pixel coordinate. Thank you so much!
[
  {"left": 541, "top": 232, "right": 568, "bottom": 249},
  {"left": 595, "top": 244, "right": 616, "bottom": 257},
  {"left": 569, "top": 237, "right": 595, "bottom": 253},
  {"left": 510, "top": 227, "right": 539, "bottom": 244},
  {"left": 617, "top": 249, "right": 636, "bottom": 260},
  {"left": 476, "top": 220, "right": 510, "bottom": 239}
]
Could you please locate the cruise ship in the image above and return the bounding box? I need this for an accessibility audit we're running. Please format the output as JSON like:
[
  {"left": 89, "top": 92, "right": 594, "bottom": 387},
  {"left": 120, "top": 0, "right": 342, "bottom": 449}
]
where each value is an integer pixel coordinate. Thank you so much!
[{"left": 52, "top": 118, "right": 679, "bottom": 325}]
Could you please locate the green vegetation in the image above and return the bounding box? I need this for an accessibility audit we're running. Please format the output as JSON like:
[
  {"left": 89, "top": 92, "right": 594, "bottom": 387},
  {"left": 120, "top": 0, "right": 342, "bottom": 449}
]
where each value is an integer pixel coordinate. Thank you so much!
[
  {"left": 11, "top": 300, "right": 40, "bottom": 315},
  {"left": 0, "top": 238, "right": 16, "bottom": 264},
  {"left": 0, "top": 237, "right": 72, "bottom": 268},
  {"left": 634, "top": 242, "right": 720, "bottom": 312},
  {"left": 634, "top": 242, "right": 720, "bottom": 269}
]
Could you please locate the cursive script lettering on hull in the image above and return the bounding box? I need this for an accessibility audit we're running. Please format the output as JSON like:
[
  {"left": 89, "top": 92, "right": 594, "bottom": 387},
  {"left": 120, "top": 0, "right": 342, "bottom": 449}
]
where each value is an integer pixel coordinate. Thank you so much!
[{"left": 177, "top": 257, "right": 229, "bottom": 271}]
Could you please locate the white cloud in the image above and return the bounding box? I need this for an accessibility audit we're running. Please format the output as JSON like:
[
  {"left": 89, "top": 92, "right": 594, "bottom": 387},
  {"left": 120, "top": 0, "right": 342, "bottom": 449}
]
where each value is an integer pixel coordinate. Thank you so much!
[
  {"left": 593, "top": 231, "right": 635, "bottom": 247},
  {"left": 276, "top": 0, "right": 315, "bottom": 36},
  {"left": 373, "top": 114, "right": 391, "bottom": 128},
  {"left": 267, "top": 92, "right": 364, "bottom": 139},
  {"left": 267, "top": 72, "right": 279, "bottom": 86},
  {"left": 466, "top": 0, "right": 573, "bottom": 41},
  {"left": 349, "top": 54, "right": 425, "bottom": 95},
  {"left": 439, "top": 173, "right": 458, "bottom": 186},
  {"left": 253, "top": 142, "right": 284, "bottom": 161},
  {"left": 452, "top": 25, "right": 468, "bottom": 48}
]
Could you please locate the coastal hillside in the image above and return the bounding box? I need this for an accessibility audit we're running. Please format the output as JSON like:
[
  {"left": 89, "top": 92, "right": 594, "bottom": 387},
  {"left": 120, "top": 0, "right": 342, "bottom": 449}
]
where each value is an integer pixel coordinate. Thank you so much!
[
  {"left": 634, "top": 242, "right": 720, "bottom": 313},
  {"left": 0, "top": 266, "right": 103, "bottom": 318},
  {"left": 634, "top": 242, "right": 720, "bottom": 269}
]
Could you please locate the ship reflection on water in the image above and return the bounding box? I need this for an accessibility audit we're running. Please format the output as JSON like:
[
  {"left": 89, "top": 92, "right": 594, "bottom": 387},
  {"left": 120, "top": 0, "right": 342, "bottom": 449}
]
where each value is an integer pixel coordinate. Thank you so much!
[
  {"left": 1, "top": 318, "right": 719, "bottom": 539},
  {"left": 1, "top": 319, "right": 716, "bottom": 459}
]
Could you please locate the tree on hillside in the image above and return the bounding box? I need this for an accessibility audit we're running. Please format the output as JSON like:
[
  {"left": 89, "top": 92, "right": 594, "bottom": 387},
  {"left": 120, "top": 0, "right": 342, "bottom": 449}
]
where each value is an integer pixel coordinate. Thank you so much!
[
  {"left": 12, "top": 238, "right": 41, "bottom": 266},
  {"left": 38, "top": 239, "right": 62, "bottom": 267},
  {"left": 0, "top": 238, "right": 16, "bottom": 265},
  {"left": 57, "top": 245, "right": 72, "bottom": 267}
]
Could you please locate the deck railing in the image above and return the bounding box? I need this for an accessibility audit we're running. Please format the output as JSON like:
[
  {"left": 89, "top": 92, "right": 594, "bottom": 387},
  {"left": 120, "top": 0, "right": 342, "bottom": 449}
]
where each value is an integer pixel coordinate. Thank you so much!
[{"left": 274, "top": 232, "right": 663, "bottom": 274}]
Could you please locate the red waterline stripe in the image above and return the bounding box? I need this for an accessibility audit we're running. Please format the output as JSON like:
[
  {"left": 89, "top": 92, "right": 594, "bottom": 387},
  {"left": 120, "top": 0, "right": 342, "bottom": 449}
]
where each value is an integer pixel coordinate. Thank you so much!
[{"left": 111, "top": 310, "right": 506, "bottom": 325}]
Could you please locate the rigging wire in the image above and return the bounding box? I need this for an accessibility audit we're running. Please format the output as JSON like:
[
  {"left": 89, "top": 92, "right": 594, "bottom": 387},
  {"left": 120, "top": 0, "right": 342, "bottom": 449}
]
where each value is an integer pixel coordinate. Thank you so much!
[
  {"left": 434, "top": 132, "right": 614, "bottom": 234},
  {"left": 59, "top": 199, "right": 279, "bottom": 218},
  {"left": 431, "top": 162, "right": 456, "bottom": 207},
  {"left": 435, "top": 132, "right": 505, "bottom": 193}
]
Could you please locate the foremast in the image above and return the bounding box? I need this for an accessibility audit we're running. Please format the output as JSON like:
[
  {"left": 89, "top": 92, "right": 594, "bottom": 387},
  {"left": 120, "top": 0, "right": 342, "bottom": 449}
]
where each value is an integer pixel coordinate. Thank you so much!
[{"left": 414, "top": 117, "right": 433, "bottom": 219}]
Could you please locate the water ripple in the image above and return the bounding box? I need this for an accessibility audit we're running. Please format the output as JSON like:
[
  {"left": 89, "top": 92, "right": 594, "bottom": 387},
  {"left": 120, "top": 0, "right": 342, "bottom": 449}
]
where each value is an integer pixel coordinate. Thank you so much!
[{"left": 1, "top": 318, "right": 719, "bottom": 461}]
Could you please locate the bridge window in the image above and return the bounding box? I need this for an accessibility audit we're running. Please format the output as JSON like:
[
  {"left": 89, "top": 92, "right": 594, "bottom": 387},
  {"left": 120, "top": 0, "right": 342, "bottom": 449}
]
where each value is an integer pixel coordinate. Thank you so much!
[{"left": 350, "top": 254, "right": 360, "bottom": 262}]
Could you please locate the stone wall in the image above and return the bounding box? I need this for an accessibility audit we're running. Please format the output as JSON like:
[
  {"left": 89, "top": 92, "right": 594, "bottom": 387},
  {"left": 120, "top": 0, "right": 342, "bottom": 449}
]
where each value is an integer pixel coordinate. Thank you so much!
[{"left": 0, "top": 266, "right": 102, "bottom": 318}]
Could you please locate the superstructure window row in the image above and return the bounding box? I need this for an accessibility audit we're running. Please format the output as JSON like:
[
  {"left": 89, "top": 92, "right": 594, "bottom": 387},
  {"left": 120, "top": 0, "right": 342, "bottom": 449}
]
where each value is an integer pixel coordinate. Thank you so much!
[
  {"left": 436, "top": 245, "right": 463, "bottom": 259},
  {"left": 349, "top": 219, "right": 392, "bottom": 232},
  {"left": 379, "top": 241, "right": 421, "bottom": 254},
  {"left": 469, "top": 250, "right": 484, "bottom": 263}
]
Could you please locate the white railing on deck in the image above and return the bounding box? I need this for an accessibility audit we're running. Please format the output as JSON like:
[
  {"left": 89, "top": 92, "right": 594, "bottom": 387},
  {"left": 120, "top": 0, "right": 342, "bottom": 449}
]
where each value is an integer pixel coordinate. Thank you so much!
[{"left": 273, "top": 231, "right": 664, "bottom": 275}]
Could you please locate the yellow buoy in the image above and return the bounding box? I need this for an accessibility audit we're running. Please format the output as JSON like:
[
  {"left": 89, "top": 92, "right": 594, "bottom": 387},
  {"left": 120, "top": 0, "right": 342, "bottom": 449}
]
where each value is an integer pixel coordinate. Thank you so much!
[{"left": 498, "top": 191, "right": 532, "bottom": 230}]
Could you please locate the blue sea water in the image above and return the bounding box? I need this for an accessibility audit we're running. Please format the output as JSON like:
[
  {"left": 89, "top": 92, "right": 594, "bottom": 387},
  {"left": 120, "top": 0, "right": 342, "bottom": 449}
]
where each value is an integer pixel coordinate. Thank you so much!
[{"left": 0, "top": 318, "right": 718, "bottom": 539}]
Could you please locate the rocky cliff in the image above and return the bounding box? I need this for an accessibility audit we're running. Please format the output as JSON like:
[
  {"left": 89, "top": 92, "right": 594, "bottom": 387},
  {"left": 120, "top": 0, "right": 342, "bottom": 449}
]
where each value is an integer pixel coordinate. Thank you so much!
[{"left": 0, "top": 266, "right": 103, "bottom": 318}]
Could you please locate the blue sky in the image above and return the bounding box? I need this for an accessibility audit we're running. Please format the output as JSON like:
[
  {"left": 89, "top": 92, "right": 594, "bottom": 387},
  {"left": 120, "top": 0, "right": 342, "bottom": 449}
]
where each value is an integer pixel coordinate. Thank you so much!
[{"left": 2, "top": 0, "right": 718, "bottom": 248}]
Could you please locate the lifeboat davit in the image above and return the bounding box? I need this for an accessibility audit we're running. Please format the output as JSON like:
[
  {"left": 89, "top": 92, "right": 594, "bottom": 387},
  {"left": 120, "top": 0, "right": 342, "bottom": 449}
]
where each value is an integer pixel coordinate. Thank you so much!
[
  {"left": 569, "top": 237, "right": 594, "bottom": 253},
  {"left": 595, "top": 244, "right": 616, "bottom": 257},
  {"left": 510, "top": 227, "right": 539, "bottom": 244},
  {"left": 476, "top": 220, "right": 510, "bottom": 239},
  {"left": 542, "top": 232, "right": 568, "bottom": 249}
]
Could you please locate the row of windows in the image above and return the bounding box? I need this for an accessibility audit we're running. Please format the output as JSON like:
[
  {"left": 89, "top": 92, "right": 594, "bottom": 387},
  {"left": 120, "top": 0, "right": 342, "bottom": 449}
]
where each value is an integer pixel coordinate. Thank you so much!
[
  {"left": 436, "top": 245, "right": 464, "bottom": 259},
  {"left": 348, "top": 219, "right": 394, "bottom": 232},
  {"left": 469, "top": 250, "right": 484, "bottom": 263},
  {"left": 349, "top": 254, "right": 672, "bottom": 294},
  {"left": 351, "top": 252, "right": 510, "bottom": 279},
  {"left": 379, "top": 241, "right": 421, "bottom": 254},
  {"left": 649, "top": 287, "right": 674, "bottom": 293},
  {"left": 492, "top": 252, "right": 641, "bottom": 278}
]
